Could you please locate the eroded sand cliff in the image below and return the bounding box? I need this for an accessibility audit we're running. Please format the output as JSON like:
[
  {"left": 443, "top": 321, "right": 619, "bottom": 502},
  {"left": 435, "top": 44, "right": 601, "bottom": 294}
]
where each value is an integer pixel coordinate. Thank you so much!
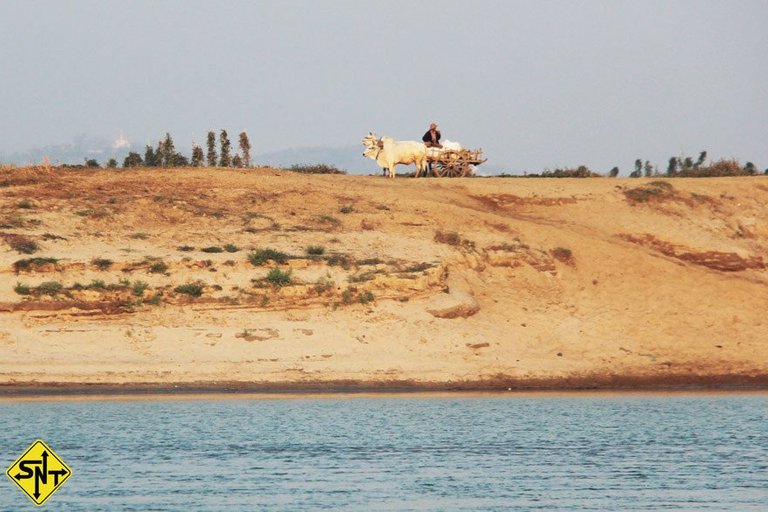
[{"left": 1, "top": 167, "right": 766, "bottom": 390}]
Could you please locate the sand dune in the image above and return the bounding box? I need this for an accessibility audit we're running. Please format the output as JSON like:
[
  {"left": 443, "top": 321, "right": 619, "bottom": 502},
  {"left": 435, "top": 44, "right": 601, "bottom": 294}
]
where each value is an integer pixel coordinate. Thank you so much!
[{"left": 1, "top": 167, "right": 766, "bottom": 391}]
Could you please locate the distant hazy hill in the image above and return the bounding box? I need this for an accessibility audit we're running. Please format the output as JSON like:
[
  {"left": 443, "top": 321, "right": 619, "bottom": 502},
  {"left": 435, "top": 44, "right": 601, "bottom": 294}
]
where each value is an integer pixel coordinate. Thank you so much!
[{"left": 0, "top": 135, "right": 130, "bottom": 167}]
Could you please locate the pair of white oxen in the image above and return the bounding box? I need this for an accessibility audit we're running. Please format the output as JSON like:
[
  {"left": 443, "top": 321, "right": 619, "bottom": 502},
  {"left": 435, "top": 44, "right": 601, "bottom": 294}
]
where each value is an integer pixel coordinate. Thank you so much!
[{"left": 361, "top": 133, "right": 461, "bottom": 178}]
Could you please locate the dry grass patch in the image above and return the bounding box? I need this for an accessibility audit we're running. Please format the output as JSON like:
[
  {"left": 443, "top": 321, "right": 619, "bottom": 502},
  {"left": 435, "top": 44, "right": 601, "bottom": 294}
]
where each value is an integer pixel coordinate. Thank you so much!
[
  {"left": 623, "top": 181, "right": 675, "bottom": 203},
  {"left": 2, "top": 233, "right": 40, "bottom": 254},
  {"left": 434, "top": 230, "right": 475, "bottom": 250},
  {"left": 550, "top": 247, "right": 575, "bottom": 266}
]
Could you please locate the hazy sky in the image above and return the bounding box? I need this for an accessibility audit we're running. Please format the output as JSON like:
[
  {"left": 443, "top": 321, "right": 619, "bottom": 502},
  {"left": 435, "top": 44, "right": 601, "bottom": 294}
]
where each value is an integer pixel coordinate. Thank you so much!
[{"left": 1, "top": 0, "right": 766, "bottom": 173}]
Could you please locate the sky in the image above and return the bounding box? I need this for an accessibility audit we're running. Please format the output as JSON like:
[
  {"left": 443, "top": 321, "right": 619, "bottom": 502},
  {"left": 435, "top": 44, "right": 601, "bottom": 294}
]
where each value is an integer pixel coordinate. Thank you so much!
[{"left": 1, "top": 0, "right": 766, "bottom": 174}]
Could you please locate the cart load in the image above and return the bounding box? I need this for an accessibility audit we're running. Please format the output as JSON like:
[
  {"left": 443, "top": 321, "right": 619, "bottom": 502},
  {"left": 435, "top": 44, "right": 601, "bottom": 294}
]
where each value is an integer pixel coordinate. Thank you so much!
[{"left": 426, "top": 141, "right": 486, "bottom": 177}]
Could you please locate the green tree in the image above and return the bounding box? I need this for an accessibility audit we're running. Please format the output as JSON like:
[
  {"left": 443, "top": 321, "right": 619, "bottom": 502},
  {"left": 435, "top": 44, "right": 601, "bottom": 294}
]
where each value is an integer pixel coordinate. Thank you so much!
[
  {"left": 155, "top": 140, "right": 165, "bottom": 166},
  {"left": 123, "top": 152, "right": 144, "bottom": 168},
  {"left": 667, "top": 157, "right": 679, "bottom": 176},
  {"left": 608, "top": 166, "right": 619, "bottom": 177},
  {"left": 644, "top": 160, "right": 654, "bottom": 177},
  {"left": 172, "top": 152, "right": 189, "bottom": 167},
  {"left": 144, "top": 145, "right": 159, "bottom": 167},
  {"left": 238, "top": 131, "right": 251, "bottom": 167},
  {"left": 629, "top": 159, "right": 642, "bottom": 178},
  {"left": 161, "top": 132, "right": 175, "bottom": 167},
  {"left": 682, "top": 156, "right": 694, "bottom": 171},
  {"left": 206, "top": 131, "right": 217, "bottom": 167},
  {"left": 219, "top": 129, "right": 231, "bottom": 167},
  {"left": 232, "top": 154, "right": 243, "bottom": 168},
  {"left": 744, "top": 161, "right": 757, "bottom": 175},
  {"left": 191, "top": 145, "right": 204, "bottom": 167},
  {"left": 106, "top": 158, "right": 118, "bottom": 168},
  {"left": 85, "top": 158, "right": 100, "bottom": 168},
  {"left": 694, "top": 151, "right": 707, "bottom": 169}
]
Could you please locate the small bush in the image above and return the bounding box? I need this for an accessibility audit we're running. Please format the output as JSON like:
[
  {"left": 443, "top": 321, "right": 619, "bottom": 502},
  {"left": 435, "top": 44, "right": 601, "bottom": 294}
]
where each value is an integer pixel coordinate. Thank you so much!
[
  {"left": 540, "top": 166, "right": 601, "bottom": 178},
  {"left": 132, "top": 280, "right": 149, "bottom": 297},
  {"left": 313, "top": 278, "right": 335, "bottom": 294},
  {"left": 38, "top": 281, "right": 63, "bottom": 297},
  {"left": 13, "top": 282, "right": 31, "bottom": 295},
  {"left": 5, "top": 234, "right": 39, "bottom": 254},
  {"left": 201, "top": 246, "right": 224, "bottom": 253},
  {"left": 339, "top": 205, "right": 354, "bottom": 214},
  {"left": 16, "top": 199, "right": 33, "bottom": 209},
  {"left": 550, "top": 247, "right": 574, "bottom": 265},
  {"left": 146, "top": 294, "right": 163, "bottom": 305},
  {"left": 149, "top": 261, "right": 169, "bottom": 274},
  {"left": 339, "top": 287, "right": 375, "bottom": 305},
  {"left": 402, "top": 262, "right": 434, "bottom": 273},
  {"left": 316, "top": 214, "right": 341, "bottom": 226},
  {"left": 288, "top": 163, "right": 345, "bottom": 175},
  {"left": 249, "top": 248, "right": 290, "bottom": 266},
  {"left": 131, "top": 232, "right": 149, "bottom": 240},
  {"left": 624, "top": 181, "right": 674, "bottom": 203},
  {"left": 91, "top": 257, "right": 113, "bottom": 270},
  {"left": 76, "top": 207, "right": 110, "bottom": 219},
  {"left": 434, "top": 231, "right": 475, "bottom": 250},
  {"left": 265, "top": 267, "right": 292, "bottom": 287},
  {"left": 348, "top": 271, "right": 378, "bottom": 283},
  {"left": 324, "top": 253, "right": 353, "bottom": 269},
  {"left": 13, "top": 257, "right": 58, "bottom": 272},
  {"left": 434, "top": 231, "right": 462, "bottom": 246},
  {"left": 116, "top": 278, "right": 131, "bottom": 289},
  {"left": 358, "top": 258, "right": 383, "bottom": 266},
  {"left": 678, "top": 159, "right": 747, "bottom": 177},
  {"left": 89, "top": 279, "right": 106, "bottom": 289},
  {"left": 306, "top": 245, "right": 325, "bottom": 256},
  {"left": 224, "top": 243, "right": 239, "bottom": 253},
  {"left": 175, "top": 282, "right": 204, "bottom": 297},
  {"left": 177, "top": 245, "right": 195, "bottom": 252}
]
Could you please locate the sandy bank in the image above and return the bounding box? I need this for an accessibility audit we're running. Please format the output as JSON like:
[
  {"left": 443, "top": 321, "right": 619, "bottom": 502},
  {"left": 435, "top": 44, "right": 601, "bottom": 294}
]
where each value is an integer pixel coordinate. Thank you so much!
[{"left": 1, "top": 167, "right": 766, "bottom": 390}]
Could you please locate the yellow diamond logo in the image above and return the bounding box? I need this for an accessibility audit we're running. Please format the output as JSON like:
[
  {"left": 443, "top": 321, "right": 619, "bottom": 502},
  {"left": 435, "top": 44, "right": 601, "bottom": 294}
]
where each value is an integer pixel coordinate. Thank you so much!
[{"left": 6, "top": 439, "right": 72, "bottom": 506}]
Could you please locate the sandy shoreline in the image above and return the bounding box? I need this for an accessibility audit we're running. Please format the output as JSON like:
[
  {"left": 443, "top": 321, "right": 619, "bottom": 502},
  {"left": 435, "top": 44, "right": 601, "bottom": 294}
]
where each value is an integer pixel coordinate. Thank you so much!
[
  {"left": 2, "top": 386, "right": 767, "bottom": 403},
  {"left": 2, "top": 372, "right": 767, "bottom": 399},
  {"left": 1, "top": 167, "right": 767, "bottom": 391}
]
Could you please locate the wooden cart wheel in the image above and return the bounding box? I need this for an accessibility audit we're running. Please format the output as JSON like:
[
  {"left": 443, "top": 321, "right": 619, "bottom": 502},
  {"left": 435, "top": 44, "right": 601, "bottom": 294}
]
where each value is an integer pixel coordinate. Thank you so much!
[
  {"left": 434, "top": 160, "right": 450, "bottom": 177},
  {"left": 435, "top": 159, "right": 464, "bottom": 177}
]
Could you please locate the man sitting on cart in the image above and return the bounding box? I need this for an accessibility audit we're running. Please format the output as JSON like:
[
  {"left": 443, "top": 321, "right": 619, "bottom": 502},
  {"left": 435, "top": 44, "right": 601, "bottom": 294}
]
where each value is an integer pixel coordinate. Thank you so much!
[{"left": 422, "top": 123, "right": 443, "bottom": 148}]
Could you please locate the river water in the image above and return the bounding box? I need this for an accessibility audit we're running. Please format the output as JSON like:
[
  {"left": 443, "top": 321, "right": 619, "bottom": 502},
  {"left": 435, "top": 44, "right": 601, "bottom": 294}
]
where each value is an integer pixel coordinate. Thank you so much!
[{"left": 1, "top": 393, "right": 766, "bottom": 511}]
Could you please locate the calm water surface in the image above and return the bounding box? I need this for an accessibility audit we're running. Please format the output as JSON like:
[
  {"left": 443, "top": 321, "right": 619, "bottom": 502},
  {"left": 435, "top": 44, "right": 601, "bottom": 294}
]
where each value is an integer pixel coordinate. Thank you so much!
[{"left": 0, "top": 393, "right": 766, "bottom": 511}]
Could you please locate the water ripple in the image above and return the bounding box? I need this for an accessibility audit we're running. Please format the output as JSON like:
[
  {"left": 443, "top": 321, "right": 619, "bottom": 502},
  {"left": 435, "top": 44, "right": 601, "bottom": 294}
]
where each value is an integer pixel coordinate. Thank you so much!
[{"left": 0, "top": 394, "right": 766, "bottom": 510}]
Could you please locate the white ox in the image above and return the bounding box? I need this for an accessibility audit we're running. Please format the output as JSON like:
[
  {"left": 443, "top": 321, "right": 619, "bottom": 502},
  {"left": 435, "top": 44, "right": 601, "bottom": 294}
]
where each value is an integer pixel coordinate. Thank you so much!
[{"left": 362, "top": 133, "right": 428, "bottom": 178}]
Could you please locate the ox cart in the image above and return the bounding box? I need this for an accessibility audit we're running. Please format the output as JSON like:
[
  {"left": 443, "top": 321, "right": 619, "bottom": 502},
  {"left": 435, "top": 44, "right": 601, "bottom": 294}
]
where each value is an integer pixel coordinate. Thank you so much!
[{"left": 426, "top": 147, "right": 486, "bottom": 177}]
